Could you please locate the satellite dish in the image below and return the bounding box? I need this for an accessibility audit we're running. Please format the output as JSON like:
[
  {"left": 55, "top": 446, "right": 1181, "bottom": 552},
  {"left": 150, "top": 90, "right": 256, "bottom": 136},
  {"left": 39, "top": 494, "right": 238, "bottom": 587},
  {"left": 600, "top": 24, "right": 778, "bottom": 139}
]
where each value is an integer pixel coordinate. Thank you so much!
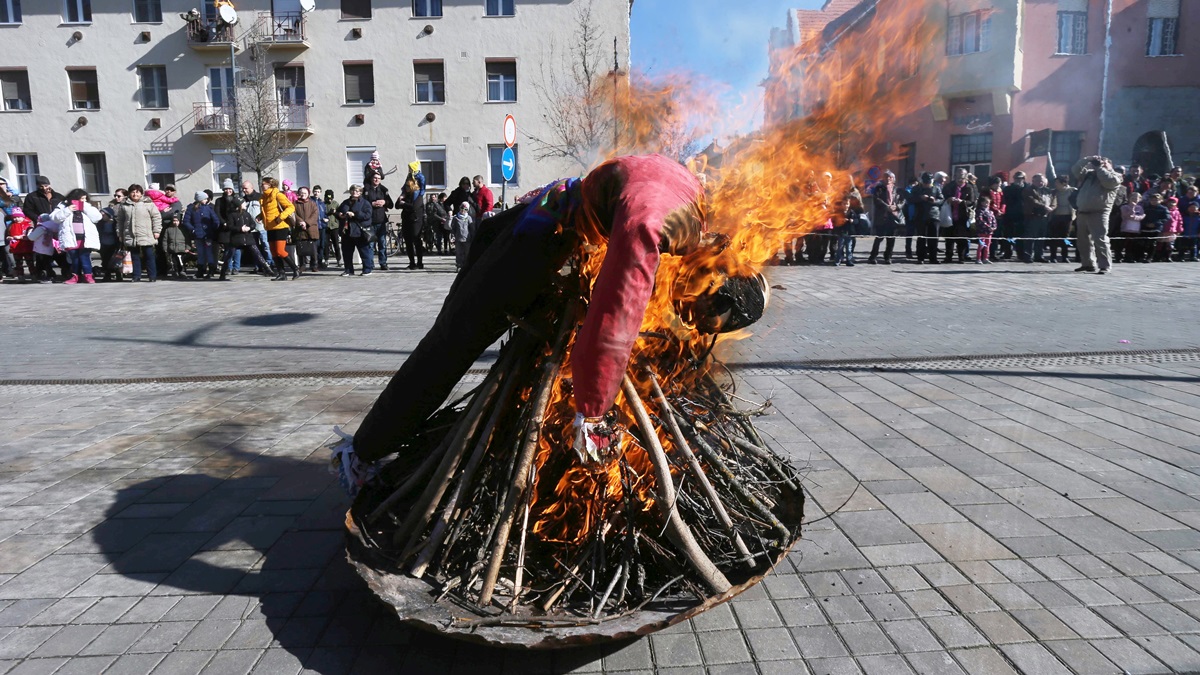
[
  {"left": 299, "top": 0, "right": 316, "bottom": 12},
  {"left": 217, "top": 4, "right": 239, "bottom": 26}
]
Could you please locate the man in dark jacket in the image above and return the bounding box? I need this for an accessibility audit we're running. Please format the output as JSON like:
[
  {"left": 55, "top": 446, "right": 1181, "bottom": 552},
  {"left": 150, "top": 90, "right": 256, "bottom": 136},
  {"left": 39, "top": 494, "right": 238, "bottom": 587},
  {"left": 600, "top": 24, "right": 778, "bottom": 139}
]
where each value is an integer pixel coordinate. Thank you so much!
[
  {"left": 910, "top": 172, "right": 944, "bottom": 264},
  {"left": 945, "top": 169, "right": 977, "bottom": 263},
  {"left": 1021, "top": 174, "right": 1054, "bottom": 263},
  {"left": 362, "top": 173, "right": 393, "bottom": 270},
  {"left": 426, "top": 193, "right": 450, "bottom": 255},
  {"left": 22, "top": 176, "right": 64, "bottom": 222},
  {"left": 1000, "top": 172, "right": 1026, "bottom": 260},
  {"left": 337, "top": 184, "right": 375, "bottom": 276}
]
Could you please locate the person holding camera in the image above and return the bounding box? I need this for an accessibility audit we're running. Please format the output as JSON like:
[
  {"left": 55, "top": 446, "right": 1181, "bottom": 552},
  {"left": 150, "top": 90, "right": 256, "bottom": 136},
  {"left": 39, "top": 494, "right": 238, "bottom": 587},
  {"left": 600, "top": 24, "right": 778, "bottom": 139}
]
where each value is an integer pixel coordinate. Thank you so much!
[{"left": 1071, "top": 155, "right": 1121, "bottom": 274}]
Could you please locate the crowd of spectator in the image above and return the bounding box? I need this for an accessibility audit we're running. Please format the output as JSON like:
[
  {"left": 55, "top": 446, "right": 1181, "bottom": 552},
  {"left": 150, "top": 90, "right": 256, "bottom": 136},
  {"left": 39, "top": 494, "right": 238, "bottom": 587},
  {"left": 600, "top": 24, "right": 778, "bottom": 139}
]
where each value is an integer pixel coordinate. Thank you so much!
[
  {"left": 779, "top": 162, "right": 1198, "bottom": 275},
  {"left": 0, "top": 152, "right": 504, "bottom": 284}
]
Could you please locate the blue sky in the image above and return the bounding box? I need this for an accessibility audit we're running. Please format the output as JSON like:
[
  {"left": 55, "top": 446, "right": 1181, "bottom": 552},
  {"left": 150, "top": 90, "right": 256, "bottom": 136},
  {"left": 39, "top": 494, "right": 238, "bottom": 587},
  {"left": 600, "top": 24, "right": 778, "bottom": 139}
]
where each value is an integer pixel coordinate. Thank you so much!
[{"left": 630, "top": 1, "right": 823, "bottom": 132}]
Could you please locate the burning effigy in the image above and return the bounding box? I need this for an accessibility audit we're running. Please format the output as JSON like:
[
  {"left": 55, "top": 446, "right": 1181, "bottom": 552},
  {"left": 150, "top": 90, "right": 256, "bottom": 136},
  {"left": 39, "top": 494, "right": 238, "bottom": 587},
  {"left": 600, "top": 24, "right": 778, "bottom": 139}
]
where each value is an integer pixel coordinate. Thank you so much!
[
  {"left": 336, "top": 1, "right": 941, "bottom": 646},
  {"left": 335, "top": 155, "right": 804, "bottom": 647}
]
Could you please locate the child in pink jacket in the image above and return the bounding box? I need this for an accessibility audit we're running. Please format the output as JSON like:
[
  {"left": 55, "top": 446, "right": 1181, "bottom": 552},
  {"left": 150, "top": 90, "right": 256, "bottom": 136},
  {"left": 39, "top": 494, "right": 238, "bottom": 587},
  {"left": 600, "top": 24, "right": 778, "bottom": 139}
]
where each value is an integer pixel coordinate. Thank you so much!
[
  {"left": 1160, "top": 196, "right": 1184, "bottom": 262},
  {"left": 144, "top": 183, "right": 179, "bottom": 213}
]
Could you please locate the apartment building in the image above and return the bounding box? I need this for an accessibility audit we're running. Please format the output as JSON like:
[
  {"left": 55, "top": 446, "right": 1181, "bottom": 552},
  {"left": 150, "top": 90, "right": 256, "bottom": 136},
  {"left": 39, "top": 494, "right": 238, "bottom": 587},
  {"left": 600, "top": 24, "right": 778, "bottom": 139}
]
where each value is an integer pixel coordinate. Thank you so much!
[
  {"left": 765, "top": 0, "right": 1199, "bottom": 180},
  {"left": 0, "top": 0, "right": 630, "bottom": 199}
]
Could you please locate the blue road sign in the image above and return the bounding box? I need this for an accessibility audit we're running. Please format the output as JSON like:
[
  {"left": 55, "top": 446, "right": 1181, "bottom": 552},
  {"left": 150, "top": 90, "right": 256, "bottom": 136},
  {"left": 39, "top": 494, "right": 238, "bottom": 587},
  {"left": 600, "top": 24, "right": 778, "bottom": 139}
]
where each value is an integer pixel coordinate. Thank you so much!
[{"left": 501, "top": 147, "right": 516, "bottom": 182}]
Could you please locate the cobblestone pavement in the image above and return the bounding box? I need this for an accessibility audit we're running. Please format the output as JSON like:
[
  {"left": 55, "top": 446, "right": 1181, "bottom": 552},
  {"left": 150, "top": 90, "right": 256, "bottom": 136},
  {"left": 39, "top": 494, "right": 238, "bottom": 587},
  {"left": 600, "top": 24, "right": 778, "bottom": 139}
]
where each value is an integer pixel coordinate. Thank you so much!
[{"left": 0, "top": 259, "right": 1199, "bottom": 673}]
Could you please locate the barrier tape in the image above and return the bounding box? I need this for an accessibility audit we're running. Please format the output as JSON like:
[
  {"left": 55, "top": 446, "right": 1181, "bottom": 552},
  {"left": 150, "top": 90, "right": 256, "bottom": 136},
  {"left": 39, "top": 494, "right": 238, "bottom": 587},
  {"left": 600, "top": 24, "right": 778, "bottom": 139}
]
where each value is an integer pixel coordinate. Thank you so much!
[{"left": 790, "top": 233, "right": 1183, "bottom": 241}]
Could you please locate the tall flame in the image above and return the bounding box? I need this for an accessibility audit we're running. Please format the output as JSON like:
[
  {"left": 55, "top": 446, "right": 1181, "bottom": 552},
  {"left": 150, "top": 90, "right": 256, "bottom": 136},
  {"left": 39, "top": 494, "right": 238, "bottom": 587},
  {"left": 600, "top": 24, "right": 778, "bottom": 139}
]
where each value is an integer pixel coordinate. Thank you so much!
[{"left": 529, "top": 0, "right": 942, "bottom": 548}]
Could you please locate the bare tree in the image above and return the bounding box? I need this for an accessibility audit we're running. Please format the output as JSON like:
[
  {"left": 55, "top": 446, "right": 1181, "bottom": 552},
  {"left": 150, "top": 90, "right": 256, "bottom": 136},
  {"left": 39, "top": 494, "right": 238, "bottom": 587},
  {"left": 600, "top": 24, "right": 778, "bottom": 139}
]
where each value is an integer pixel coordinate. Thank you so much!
[
  {"left": 528, "top": 1, "right": 615, "bottom": 171},
  {"left": 218, "top": 44, "right": 299, "bottom": 181}
]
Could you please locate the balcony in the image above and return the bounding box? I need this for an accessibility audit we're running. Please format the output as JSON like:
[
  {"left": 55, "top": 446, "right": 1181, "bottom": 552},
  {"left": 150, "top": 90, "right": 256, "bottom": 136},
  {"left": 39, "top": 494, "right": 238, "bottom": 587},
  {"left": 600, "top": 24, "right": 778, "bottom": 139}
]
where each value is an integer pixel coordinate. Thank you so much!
[
  {"left": 192, "top": 102, "right": 312, "bottom": 136},
  {"left": 252, "top": 12, "right": 308, "bottom": 49},
  {"left": 185, "top": 20, "right": 239, "bottom": 51}
]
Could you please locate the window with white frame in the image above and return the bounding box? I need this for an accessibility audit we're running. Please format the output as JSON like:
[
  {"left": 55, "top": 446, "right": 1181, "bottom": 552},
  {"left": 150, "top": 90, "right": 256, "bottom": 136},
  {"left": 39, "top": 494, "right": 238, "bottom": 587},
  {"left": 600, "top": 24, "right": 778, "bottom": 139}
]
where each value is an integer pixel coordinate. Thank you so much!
[
  {"left": 138, "top": 66, "right": 169, "bottom": 109},
  {"left": 946, "top": 10, "right": 991, "bottom": 56},
  {"left": 1147, "top": 0, "right": 1181, "bottom": 56},
  {"left": 78, "top": 153, "right": 109, "bottom": 194},
  {"left": 144, "top": 153, "right": 174, "bottom": 188},
  {"left": 412, "top": 0, "right": 441, "bottom": 17},
  {"left": 486, "top": 0, "right": 514, "bottom": 17},
  {"left": 133, "top": 0, "right": 161, "bottom": 23},
  {"left": 346, "top": 147, "right": 376, "bottom": 187},
  {"left": 1049, "top": 131, "right": 1084, "bottom": 177},
  {"left": 1, "top": 70, "right": 31, "bottom": 111},
  {"left": 416, "top": 146, "right": 446, "bottom": 188},
  {"left": 949, "top": 133, "right": 992, "bottom": 180},
  {"left": 208, "top": 67, "right": 235, "bottom": 107},
  {"left": 0, "top": 0, "right": 21, "bottom": 24},
  {"left": 9, "top": 153, "right": 38, "bottom": 194},
  {"left": 1056, "top": 11, "right": 1087, "bottom": 54},
  {"left": 486, "top": 61, "right": 517, "bottom": 102},
  {"left": 63, "top": 0, "right": 91, "bottom": 23},
  {"left": 344, "top": 63, "right": 374, "bottom": 104},
  {"left": 68, "top": 69, "right": 100, "bottom": 110},
  {"left": 488, "top": 145, "right": 517, "bottom": 185},
  {"left": 211, "top": 151, "right": 238, "bottom": 190},
  {"left": 414, "top": 62, "right": 445, "bottom": 103}
]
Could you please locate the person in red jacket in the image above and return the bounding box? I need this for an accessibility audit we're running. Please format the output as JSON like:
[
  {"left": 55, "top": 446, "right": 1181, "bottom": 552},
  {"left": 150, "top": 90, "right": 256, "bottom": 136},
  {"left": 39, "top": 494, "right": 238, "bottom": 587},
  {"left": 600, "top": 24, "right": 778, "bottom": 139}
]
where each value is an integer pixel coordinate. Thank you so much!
[
  {"left": 330, "top": 154, "right": 769, "bottom": 496},
  {"left": 472, "top": 175, "right": 495, "bottom": 222}
]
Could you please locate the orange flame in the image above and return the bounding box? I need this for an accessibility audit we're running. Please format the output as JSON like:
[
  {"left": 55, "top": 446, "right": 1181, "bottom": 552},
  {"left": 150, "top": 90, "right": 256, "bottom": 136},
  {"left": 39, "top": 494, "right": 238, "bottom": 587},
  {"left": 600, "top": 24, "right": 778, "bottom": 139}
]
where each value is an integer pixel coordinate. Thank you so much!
[{"left": 529, "top": 0, "right": 942, "bottom": 551}]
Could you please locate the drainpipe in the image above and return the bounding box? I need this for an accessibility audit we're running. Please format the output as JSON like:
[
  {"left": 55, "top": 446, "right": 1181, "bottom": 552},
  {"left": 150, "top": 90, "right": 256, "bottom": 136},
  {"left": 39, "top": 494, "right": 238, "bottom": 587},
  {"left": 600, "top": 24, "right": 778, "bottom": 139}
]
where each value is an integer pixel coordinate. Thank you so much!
[{"left": 1098, "top": 0, "right": 1113, "bottom": 157}]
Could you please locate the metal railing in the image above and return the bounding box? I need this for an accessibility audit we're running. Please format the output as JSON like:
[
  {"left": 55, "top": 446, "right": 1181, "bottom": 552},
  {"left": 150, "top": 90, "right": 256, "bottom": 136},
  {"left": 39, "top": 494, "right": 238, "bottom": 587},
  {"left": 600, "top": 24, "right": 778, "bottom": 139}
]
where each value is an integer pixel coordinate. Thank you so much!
[
  {"left": 254, "top": 11, "right": 307, "bottom": 44},
  {"left": 193, "top": 102, "right": 311, "bottom": 133},
  {"left": 185, "top": 19, "right": 236, "bottom": 45}
]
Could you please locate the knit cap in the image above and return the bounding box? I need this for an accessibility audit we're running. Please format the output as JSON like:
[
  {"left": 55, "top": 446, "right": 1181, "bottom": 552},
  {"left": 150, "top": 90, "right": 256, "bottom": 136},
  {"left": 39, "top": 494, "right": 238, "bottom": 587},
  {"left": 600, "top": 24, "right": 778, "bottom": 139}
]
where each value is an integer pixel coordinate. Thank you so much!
[
  {"left": 222, "top": 179, "right": 235, "bottom": 190},
  {"left": 194, "top": 191, "right": 207, "bottom": 202}
]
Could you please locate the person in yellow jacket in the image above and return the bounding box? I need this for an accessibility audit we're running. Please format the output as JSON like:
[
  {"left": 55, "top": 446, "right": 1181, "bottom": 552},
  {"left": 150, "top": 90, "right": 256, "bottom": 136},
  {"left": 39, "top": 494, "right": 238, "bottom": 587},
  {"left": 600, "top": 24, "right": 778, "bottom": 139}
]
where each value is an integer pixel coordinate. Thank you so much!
[{"left": 260, "top": 177, "right": 300, "bottom": 280}]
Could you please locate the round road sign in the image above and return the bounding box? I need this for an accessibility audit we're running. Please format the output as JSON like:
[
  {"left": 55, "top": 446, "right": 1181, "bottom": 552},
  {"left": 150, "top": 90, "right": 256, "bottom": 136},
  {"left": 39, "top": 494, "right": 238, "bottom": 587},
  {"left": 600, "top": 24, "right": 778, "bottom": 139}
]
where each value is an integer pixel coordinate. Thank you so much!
[
  {"left": 503, "top": 115, "right": 516, "bottom": 148},
  {"left": 501, "top": 147, "right": 516, "bottom": 182}
]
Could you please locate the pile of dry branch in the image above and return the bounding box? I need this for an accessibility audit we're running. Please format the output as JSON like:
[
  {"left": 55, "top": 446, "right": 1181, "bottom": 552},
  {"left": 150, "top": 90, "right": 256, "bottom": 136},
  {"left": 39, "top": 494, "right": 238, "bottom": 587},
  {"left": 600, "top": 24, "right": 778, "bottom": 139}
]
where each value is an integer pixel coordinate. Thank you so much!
[{"left": 347, "top": 290, "right": 804, "bottom": 642}]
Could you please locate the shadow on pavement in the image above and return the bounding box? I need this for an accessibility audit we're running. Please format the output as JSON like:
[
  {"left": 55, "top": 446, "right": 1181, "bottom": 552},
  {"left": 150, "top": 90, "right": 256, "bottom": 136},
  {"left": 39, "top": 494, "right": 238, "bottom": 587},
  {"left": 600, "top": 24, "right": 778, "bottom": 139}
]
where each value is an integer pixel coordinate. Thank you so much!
[
  {"left": 744, "top": 363, "right": 1200, "bottom": 382},
  {"left": 92, "top": 432, "right": 620, "bottom": 674}
]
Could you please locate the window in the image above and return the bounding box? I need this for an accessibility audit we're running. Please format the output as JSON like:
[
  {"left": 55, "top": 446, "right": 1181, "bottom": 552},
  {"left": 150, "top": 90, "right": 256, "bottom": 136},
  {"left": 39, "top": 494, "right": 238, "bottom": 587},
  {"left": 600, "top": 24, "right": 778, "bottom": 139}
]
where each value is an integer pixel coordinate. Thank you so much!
[
  {"left": 275, "top": 66, "right": 306, "bottom": 105},
  {"left": 1049, "top": 131, "right": 1084, "bottom": 177},
  {"left": 10, "top": 153, "right": 38, "bottom": 194},
  {"left": 488, "top": 145, "right": 518, "bottom": 185},
  {"left": 208, "top": 67, "right": 234, "bottom": 107},
  {"left": 1056, "top": 11, "right": 1087, "bottom": 54},
  {"left": 63, "top": 0, "right": 91, "bottom": 23},
  {"left": 0, "top": 0, "right": 21, "bottom": 24},
  {"left": 144, "top": 153, "right": 174, "bottom": 188},
  {"left": 344, "top": 63, "right": 374, "bottom": 104},
  {"left": 133, "top": 0, "right": 161, "bottom": 23},
  {"left": 414, "top": 62, "right": 445, "bottom": 103},
  {"left": 78, "top": 153, "right": 109, "bottom": 194},
  {"left": 138, "top": 66, "right": 168, "bottom": 109},
  {"left": 68, "top": 69, "right": 100, "bottom": 110},
  {"left": 946, "top": 11, "right": 991, "bottom": 56},
  {"left": 1, "top": 70, "right": 31, "bottom": 111},
  {"left": 1147, "top": 17, "right": 1179, "bottom": 56},
  {"left": 486, "top": 61, "right": 517, "bottom": 102},
  {"left": 346, "top": 147, "right": 376, "bottom": 186},
  {"left": 211, "top": 151, "right": 237, "bottom": 190},
  {"left": 416, "top": 147, "right": 446, "bottom": 188},
  {"left": 486, "top": 0, "right": 514, "bottom": 16},
  {"left": 279, "top": 150, "right": 310, "bottom": 189},
  {"left": 412, "top": 0, "right": 441, "bottom": 17},
  {"left": 950, "top": 133, "right": 992, "bottom": 179},
  {"left": 341, "top": 0, "right": 370, "bottom": 19}
]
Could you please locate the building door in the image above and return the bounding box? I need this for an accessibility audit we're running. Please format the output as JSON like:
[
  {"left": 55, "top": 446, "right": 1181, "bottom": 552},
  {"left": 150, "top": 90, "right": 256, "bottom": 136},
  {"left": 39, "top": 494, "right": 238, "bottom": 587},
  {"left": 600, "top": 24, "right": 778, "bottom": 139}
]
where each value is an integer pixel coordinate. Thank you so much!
[{"left": 208, "top": 67, "right": 234, "bottom": 108}]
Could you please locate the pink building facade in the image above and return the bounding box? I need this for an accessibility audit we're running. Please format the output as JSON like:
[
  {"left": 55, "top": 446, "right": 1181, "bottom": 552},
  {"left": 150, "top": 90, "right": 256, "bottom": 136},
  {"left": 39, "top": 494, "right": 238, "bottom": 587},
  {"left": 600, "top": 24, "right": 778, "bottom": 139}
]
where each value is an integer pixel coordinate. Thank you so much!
[{"left": 766, "top": 0, "right": 1200, "bottom": 181}]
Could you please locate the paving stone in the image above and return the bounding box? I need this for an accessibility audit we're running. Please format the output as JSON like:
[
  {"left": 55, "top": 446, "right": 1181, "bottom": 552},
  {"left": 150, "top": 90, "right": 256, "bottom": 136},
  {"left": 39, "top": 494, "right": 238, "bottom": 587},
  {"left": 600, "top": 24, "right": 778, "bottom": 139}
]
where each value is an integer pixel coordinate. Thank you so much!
[
  {"left": 834, "top": 623, "right": 894, "bottom": 656},
  {"left": 744, "top": 627, "right": 801, "bottom": 662},
  {"left": 790, "top": 626, "right": 848, "bottom": 660},
  {"left": 0, "top": 626, "right": 62, "bottom": 660},
  {"left": 199, "top": 649, "right": 264, "bottom": 674},
  {"left": 904, "top": 651, "right": 966, "bottom": 675},
  {"left": 882, "top": 620, "right": 942, "bottom": 654},
  {"left": 1129, "top": 635, "right": 1200, "bottom": 672},
  {"left": 696, "top": 630, "right": 751, "bottom": 665},
  {"left": 28, "top": 624, "right": 105, "bottom": 658},
  {"left": 998, "top": 643, "right": 1072, "bottom": 675},
  {"left": 923, "top": 616, "right": 988, "bottom": 649},
  {"left": 1091, "top": 638, "right": 1168, "bottom": 675},
  {"left": 79, "top": 623, "right": 154, "bottom": 656},
  {"left": 649, "top": 633, "right": 702, "bottom": 667}
]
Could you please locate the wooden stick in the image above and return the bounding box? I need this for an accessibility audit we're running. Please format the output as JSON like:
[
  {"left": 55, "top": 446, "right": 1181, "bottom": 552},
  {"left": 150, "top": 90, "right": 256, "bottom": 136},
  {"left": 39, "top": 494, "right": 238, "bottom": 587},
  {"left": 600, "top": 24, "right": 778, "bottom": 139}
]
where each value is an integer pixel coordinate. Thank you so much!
[
  {"left": 592, "top": 563, "right": 624, "bottom": 619},
  {"left": 677, "top": 413, "right": 793, "bottom": 543},
  {"left": 392, "top": 344, "right": 519, "bottom": 554},
  {"left": 646, "top": 369, "right": 755, "bottom": 570},
  {"left": 622, "top": 375, "right": 731, "bottom": 595},
  {"left": 478, "top": 300, "right": 576, "bottom": 607},
  {"left": 725, "top": 433, "right": 799, "bottom": 491},
  {"left": 508, "top": 461, "right": 535, "bottom": 611},
  {"left": 367, "top": 442, "right": 444, "bottom": 523},
  {"left": 409, "top": 353, "right": 525, "bottom": 577}
]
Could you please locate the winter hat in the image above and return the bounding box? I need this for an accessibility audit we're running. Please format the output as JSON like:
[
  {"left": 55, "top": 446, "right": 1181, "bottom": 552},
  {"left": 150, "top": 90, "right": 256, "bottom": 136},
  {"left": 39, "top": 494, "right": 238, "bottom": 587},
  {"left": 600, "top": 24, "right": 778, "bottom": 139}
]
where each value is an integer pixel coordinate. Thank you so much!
[
  {"left": 282, "top": 179, "right": 294, "bottom": 190},
  {"left": 222, "top": 179, "right": 235, "bottom": 190},
  {"left": 35, "top": 175, "right": 50, "bottom": 186},
  {"left": 408, "top": 161, "right": 421, "bottom": 173},
  {"left": 370, "top": 151, "right": 380, "bottom": 161},
  {"left": 194, "top": 190, "right": 207, "bottom": 202},
  {"left": 10, "top": 207, "right": 24, "bottom": 218}
]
